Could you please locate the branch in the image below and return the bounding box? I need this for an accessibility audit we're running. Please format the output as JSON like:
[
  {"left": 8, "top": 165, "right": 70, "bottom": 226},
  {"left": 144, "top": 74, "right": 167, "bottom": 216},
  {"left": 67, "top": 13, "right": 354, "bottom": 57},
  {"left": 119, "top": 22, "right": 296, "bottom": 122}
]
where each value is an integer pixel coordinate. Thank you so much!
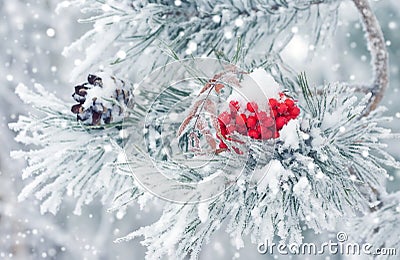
[{"left": 352, "top": 0, "right": 388, "bottom": 116}]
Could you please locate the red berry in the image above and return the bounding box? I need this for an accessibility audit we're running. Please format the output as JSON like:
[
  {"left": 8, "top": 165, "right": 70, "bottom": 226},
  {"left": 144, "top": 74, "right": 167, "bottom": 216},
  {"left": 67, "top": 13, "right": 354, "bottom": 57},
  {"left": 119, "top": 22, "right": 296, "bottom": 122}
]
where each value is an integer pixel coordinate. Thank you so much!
[
  {"left": 229, "top": 100, "right": 240, "bottom": 112},
  {"left": 284, "top": 99, "right": 295, "bottom": 108},
  {"left": 257, "top": 111, "right": 269, "bottom": 120},
  {"left": 269, "top": 98, "right": 278, "bottom": 108},
  {"left": 285, "top": 115, "right": 294, "bottom": 122},
  {"left": 246, "top": 116, "right": 257, "bottom": 129},
  {"left": 274, "top": 131, "right": 280, "bottom": 138},
  {"left": 256, "top": 125, "right": 272, "bottom": 140},
  {"left": 272, "top": 109, "right": 278, "bottom": 118},
  {"left": 290, "top": 115, "right": 297, "bottom": 120},
  {"left": 236, "top": 113, "right": 247, "bottom": 126},
  {"left": 248, "top": 129, "right": 260, "bottom": 139},
  {"left": 260, "top": 116, "right": 274, "bottom": 127},
  {"left": 260, "top": 128, "right": 272, "bottom": 140},
  {"left": 219, "top": 141, "right": 228, "bottom": 149},
  {"left": 246, "top": 102, "right": 258, "bottom": 113},
  {"left": 218, "top": 111, "right": 231, "bottom": 125},
  {"left": 275, "top": 116, "right": 287, "bottom": 130},
  {"left": 226, "top": 124, "right": 236, "bottom": 134},
  {"left": 290, "top": 106, "right": 300, "bottom": 118},
  {"left": 236, "top": 125, "right": 247, "bottom": 135},
  {"left": 277, "top": 103, "right": 288, "bottom": 115}
]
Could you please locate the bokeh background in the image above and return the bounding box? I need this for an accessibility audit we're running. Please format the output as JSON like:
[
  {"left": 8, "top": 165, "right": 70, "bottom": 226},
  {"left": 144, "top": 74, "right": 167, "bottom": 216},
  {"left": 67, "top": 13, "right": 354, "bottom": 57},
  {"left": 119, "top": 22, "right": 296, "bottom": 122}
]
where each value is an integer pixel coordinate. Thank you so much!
[{"left": 1, "top": 0, "right": 399, "bottom": 259}]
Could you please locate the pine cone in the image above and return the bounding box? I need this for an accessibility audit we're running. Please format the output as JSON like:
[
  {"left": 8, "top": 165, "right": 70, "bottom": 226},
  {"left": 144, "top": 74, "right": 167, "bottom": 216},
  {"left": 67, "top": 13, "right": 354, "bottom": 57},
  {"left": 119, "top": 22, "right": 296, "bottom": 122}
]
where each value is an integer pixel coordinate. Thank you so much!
[{"left": 71, "top": 73, "right": 132, "bottom": 125}]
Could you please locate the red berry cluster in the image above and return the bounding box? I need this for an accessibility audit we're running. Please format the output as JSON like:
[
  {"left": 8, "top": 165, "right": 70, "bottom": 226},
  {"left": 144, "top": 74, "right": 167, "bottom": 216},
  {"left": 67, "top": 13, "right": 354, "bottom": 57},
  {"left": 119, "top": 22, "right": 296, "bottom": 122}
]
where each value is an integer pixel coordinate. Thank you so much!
[
  {"left": 268, "top": 95, "right": 300, "bottom": 131},
  {"left": 216, "top": 94, "right": 300, "bottom": 150}
]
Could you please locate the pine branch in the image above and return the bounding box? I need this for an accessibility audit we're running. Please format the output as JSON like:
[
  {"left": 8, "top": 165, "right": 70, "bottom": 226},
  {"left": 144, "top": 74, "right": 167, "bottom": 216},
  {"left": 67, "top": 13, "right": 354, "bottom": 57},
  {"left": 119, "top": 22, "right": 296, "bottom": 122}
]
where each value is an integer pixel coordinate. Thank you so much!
[
  {"left": 350, "top": 0, "right": 391, "bottom": 222},
  {"left": 350, "top": 192, "right": 400, "bottom": 253},
  {"left": 9, "top": 83, "right": 135, "bottom": 215},
  {"left": 116, "top": 74, "right": 400, "bottom": 259},
  {"left": 60, "top": 0, "right": 341, "bottom": 83},
  {"left": 10, "top": 1, "right": 398, "bottom": 258},
  {"left": 352, "top": 0, "right": 388, "bottom": 115}
]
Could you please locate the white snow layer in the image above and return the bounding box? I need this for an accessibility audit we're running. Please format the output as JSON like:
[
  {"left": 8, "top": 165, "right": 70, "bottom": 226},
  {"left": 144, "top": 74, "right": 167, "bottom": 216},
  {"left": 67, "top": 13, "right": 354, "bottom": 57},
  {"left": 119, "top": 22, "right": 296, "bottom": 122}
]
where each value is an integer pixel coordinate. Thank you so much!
[
  {"left": 293, "top": 176, "right": 311, "bottom": 197},
  {"left": 257, "top": 160, "right": 293, "bottom": 195},
  {"left": 279, "top": 119, "right": 300, "bottom": 150},
  {"left": 197, "top": 202, "right": 209, "bottom": 223},
  {"left": 228, "top": 68, "right": 280, "bottom": 109}
]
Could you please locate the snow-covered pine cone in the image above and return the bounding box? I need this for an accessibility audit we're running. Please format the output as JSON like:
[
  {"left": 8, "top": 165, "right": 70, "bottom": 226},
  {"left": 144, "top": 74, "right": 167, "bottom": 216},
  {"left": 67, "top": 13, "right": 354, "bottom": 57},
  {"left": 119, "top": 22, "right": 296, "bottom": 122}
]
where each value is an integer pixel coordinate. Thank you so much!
[{"left": 71, "top": 72, "right": 132, "bottom": 125}]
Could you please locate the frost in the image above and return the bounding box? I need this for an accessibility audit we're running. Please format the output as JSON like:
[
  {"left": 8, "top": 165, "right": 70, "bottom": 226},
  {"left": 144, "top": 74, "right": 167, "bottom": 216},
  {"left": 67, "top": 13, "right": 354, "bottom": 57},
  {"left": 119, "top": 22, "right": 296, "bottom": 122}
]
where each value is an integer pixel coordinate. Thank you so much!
[
  {"left": 60, "top": 0, "right": 341, "bottom": 87},
  {"left": 5, "top": 0, "right": 400, "bottom": 259},
  {"left": 350, "top": 192, "right": 400, "bottom": 253},
  {"left": 9, "top": 83, "right": 135, "bottom": 215}
]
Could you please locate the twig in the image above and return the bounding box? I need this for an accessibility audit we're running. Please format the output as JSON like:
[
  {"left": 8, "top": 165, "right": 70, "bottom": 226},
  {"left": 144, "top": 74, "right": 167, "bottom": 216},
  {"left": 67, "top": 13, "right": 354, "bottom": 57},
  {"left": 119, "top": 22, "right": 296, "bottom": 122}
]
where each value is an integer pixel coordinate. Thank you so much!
[
  {"left": 352, "top": 0, "right": 388, "bottom": 217},
  {"left": 346, "top": 83, "right": 372, "bottom": 94},
  {"left": 352, "top": 0, "right": 388, "bottom": 116}
]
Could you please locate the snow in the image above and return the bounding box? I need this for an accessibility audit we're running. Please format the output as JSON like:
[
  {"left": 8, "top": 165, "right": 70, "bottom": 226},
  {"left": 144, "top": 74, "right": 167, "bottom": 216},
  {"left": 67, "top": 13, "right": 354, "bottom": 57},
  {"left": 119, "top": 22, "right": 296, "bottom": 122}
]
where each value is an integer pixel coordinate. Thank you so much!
[
  {"left": 257, "top": 160, "right": 293, "bottom": 195},
  {"left": 320, "top": 96, "right": 358, "bottom": 130},
  {"left": 293, "top": 177, "right": 311, "bottom": 197},
  {"left": 279, "top": 119, "right": 300, "bottom": 150},
  {"left": 228, "top": 68, "right": 280, "bottom": 110},
  {"left": 310, "top": 128, "right": 326, "bottom": 148},
  {"left": 197, "top": 202, "right": 209, "bottom": 223},
  {"left": 82, "top": 71, "right": 120, "bottom": 109}
]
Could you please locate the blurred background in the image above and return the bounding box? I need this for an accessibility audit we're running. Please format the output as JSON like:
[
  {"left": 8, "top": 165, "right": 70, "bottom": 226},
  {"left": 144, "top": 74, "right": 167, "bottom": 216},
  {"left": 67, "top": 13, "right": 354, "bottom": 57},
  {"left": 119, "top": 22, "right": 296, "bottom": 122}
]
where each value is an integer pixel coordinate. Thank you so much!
[{"left": 1, "top": 0, "right": 399, "bottom": 259}]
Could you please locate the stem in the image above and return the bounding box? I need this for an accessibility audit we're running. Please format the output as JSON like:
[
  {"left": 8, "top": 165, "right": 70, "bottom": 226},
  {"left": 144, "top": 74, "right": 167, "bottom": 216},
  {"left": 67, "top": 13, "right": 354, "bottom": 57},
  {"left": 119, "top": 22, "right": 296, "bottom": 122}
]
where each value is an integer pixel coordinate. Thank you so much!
[
  {"left": 352, "top": 0, "right": 388, "bottom": 215},
  {"left": 352, "top": 0, "right": 388, "bottom": 116}
]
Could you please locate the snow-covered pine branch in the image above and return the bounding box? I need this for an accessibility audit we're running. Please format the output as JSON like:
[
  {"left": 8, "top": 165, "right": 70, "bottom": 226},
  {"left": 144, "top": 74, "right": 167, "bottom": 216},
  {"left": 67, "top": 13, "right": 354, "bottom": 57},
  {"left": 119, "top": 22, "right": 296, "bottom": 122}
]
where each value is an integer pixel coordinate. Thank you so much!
[
  {"left": 350, "top": 192, "right": 400, "bottom": 257},
  {"left": 59, "top": 0, "right": 340, "bottom": 87},
  {"left": 8, "top": 0, "right": 399, "bottom": 258},
  {"left": 8, "top": 81, "right": 136, "bottom": 215},
  {"left": 115, "top": 73, "right": 400, "bottom": 259}
]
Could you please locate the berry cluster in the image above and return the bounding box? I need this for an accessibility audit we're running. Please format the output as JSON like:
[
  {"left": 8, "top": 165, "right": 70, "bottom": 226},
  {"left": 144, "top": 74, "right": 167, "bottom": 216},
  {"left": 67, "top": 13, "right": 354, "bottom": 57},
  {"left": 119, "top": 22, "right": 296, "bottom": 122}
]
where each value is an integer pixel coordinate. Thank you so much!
[
  {"left": 217, "top": 94, "right": 300, "bottom": 150},
  {"left": 268, "top": 94, "right": 300, "bottom": 131}
]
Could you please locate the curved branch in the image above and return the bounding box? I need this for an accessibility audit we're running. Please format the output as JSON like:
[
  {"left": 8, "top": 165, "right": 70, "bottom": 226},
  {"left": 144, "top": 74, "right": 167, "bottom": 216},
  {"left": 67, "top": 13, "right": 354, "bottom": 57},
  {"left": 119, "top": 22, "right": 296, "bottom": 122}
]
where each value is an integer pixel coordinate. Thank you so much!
[{"left": 352, "top": 0, "right": 388, "bottom": 116}]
